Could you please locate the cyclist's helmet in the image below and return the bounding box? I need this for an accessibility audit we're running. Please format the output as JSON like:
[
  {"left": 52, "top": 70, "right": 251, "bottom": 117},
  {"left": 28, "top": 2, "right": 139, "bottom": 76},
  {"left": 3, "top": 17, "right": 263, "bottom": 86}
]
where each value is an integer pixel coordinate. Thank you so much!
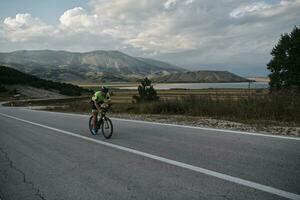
[{"left": 101, "top": 86, "right": 109, "bottom": 94}]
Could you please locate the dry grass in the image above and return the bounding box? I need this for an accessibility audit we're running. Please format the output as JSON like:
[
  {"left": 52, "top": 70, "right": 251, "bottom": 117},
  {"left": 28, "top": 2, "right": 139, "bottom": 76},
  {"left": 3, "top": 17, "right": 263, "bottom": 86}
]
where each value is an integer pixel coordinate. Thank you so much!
[
  {"left": 127, "top": 94, "right": 300, "bottom": 125},
  {"left": 4, "top": 88, "right": 298, "bottom": 127}
]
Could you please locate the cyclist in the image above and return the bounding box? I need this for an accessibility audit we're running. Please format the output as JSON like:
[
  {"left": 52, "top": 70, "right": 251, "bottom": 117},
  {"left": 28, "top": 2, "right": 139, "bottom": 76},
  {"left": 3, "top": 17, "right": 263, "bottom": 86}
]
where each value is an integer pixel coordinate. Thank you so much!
[{"left": 91, "top": 86, "right": 111, "bottom": 135}]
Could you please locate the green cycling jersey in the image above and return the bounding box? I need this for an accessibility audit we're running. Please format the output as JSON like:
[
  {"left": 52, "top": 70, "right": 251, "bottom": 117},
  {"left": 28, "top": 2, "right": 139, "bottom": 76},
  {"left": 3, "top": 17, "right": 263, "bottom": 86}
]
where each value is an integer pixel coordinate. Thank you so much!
[{"left": 92, "top": 91, "right": 110, "bottom": 103}]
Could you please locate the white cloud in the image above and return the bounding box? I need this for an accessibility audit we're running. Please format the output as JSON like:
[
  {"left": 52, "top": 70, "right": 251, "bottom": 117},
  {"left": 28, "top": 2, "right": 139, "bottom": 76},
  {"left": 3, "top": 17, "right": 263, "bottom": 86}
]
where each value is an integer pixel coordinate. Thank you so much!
[
  {"left": 185, "top": 0, "right": 194, "bottom": 5},
  {"left": 3, "top": 13, "right": 54, "bottom": 42},
  {"left": 88, "top": 0, "right": 197, "bottom": 52},
  {"left": 229, "top": 0, "right": 300, "bottom": 18},
  {"left": 164, "top": 0, "right": 177, "bottom": 9},
  {"left": 59, "top": 7, "right": 98, "bottom": 31},
  {"left": 230, "top": 2, "right": 272, "bottom": 18}
]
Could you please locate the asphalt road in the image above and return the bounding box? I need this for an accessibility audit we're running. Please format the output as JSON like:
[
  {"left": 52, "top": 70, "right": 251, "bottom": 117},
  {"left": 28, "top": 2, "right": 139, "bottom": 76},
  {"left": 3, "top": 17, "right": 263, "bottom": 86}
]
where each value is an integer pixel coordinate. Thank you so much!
[{"left": 0, "top": 106, "right": 299, "bottom": 200}]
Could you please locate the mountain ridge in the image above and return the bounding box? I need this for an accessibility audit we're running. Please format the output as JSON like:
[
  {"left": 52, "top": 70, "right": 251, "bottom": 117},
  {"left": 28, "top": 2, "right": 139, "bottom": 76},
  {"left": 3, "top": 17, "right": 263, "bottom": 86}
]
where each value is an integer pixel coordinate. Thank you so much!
[
  {"left": 0, "top": 50, "right": 249, "bottom": 83},
  {"left": 153, "top": 70, "right": 250, "bottom": 83},
  {"left": 0, "top": 50, "right": 184, "bottom": 82}
]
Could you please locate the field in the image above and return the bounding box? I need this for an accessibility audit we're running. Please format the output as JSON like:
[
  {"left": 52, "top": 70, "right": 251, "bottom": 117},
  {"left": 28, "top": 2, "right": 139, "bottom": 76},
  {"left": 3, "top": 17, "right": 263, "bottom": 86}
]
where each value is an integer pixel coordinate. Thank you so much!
[
  {"left": 4, "top": 83, "right": 299, "bottom": 136},
  {"left": 81, "top": 83, "right": 268, "bottom": 103}
]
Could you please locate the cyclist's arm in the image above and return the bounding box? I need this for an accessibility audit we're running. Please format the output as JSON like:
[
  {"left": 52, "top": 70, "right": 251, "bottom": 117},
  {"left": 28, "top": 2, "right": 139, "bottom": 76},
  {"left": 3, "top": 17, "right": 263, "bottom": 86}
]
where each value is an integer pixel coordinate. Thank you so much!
[
  {"left": 106, "top": 99, "right": 112, "bottom": 106},
  {"left": 92, "top": 93, "right": 102, "bottom": 112},
  {"left": 93, "top": 100, "right": 102, "bottom": 112},
  {"left": 105, "top": 93, "right": 112, "bottom": 106}
]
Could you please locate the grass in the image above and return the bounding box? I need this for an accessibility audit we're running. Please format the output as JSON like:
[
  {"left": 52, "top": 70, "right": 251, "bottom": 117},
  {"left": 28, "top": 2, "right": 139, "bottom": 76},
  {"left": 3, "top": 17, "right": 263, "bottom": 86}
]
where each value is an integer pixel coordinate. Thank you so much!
[
  {"left": 3, "top": 96, "right": 90, "bottom": 107},
  {"left": 3, "top": 88, "right": 299, "bottom": 127},
  {"left": 126, "top": 93, "right": 300, "bottom": 125}
]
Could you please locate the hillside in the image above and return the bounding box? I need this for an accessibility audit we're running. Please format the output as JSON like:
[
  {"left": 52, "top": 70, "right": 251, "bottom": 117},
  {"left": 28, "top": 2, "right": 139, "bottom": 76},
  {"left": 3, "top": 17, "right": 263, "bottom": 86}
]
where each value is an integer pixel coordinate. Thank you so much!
[
  {"left": 0, "top": 50, "right": 184, "bottom": 82},
  {"left": 153, "top": 70, "right": 250, "bottom": 83},
  {"left": 0, "top": 66, "right": 88, "bottom": 96}
]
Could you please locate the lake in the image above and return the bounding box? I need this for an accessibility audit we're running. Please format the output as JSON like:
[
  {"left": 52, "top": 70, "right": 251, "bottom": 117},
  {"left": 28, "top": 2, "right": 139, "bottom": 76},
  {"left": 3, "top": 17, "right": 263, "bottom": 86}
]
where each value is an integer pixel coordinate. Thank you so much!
[{"left": 119, "top": 82, "right": 269, "bottom": 90}]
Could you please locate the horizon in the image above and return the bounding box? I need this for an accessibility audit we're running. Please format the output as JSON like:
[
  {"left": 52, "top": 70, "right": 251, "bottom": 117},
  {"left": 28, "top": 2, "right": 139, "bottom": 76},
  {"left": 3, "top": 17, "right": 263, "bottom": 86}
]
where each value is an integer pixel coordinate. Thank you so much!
[
  {"left": 1, "top": 0, "right": 299, "bottom": 76},
  {"left": 0, "top": 49, "right": 267, "bottom": 77}
]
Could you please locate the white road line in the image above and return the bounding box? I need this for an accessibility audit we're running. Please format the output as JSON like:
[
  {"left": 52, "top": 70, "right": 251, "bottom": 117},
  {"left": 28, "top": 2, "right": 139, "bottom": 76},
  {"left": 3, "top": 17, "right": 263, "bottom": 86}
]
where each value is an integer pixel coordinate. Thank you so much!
[
  {"left": 1, "top": 112, "right": 299, "bottom": 200},
  {"left": 21, "top": 108, "right": 300, "bottom": 141}
]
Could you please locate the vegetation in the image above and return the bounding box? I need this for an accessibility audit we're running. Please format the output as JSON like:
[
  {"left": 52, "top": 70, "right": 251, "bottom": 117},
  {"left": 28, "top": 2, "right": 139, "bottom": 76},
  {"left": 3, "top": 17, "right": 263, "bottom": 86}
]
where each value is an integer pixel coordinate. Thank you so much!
[
  {"left": 0, "top": 84, "right": 7, "bottom": 92},
  {"left": 133, "top": 78, "right": 159, "bottom": 102},
  {"left": 0, "top": 66, "right": 91, "bottom": 96},
  {"left": 127, "top": 93, "right": 300, "bottom": 125},
  {"left": 14, "top": 89, "right": 298, "bottom": 126},
  {"left": 267, "top": 26, "right": 300, "bottom": 91}
]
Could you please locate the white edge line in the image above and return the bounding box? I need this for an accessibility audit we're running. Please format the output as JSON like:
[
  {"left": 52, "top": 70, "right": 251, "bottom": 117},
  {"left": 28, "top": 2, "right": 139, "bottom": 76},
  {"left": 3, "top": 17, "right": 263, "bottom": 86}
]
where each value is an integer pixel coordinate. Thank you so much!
[
  {"left": 0, "top": 112, "right": 299, "bottom": 200},
  {"left": 21, "top": 108, "right": 300, "bottom": 141}
]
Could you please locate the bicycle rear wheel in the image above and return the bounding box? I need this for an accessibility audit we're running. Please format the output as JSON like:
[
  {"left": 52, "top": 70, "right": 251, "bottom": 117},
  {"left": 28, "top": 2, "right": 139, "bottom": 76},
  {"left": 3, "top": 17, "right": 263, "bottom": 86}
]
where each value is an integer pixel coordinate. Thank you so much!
[{"left": 101, "top": 117, "right": 113, "bottom": 139}]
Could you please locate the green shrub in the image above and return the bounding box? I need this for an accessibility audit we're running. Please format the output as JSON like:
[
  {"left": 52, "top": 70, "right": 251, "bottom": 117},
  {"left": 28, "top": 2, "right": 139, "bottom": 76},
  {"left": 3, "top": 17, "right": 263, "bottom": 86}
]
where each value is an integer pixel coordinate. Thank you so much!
[{"left": 133, "top": 77, "right": 159, "bottom": 102}]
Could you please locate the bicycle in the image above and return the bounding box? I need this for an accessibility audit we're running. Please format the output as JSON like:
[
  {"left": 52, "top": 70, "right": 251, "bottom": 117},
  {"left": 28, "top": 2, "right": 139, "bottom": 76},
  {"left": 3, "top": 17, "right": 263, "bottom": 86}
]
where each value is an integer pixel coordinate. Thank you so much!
[{"left": 89, "top": 106, "right": 113, "bottom": 139}]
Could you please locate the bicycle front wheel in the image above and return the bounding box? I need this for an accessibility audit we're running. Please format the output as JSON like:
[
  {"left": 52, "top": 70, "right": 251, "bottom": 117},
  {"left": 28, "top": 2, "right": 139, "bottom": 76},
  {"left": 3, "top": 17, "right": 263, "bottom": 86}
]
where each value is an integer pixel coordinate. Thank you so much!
[
  {"left": 101, "top": 117, "right": 113, "bottom": 139},
  {"left": 88, "top": 116, "right": 94, "bottom": 134}
]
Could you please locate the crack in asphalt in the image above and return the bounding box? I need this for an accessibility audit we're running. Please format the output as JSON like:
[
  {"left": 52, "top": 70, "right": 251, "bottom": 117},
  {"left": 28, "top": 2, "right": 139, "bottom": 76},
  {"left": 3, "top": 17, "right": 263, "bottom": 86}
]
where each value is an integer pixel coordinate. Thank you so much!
[{"left": 0, "top": 147, "right": 46, "bottom": 200}]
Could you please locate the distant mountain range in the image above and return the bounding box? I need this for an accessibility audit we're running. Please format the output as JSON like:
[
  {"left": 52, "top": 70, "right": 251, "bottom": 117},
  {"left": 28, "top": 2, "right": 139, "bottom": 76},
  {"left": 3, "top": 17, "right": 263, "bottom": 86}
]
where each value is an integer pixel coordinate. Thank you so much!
[
  {"left": 0, "top": 50, "right": 184, "bottom": 82},
  {"left": 153, "top": 70, "right": 250, "bottom": 83},
  {"left": 0, "top": 50, "right": 249, "bottom": 83}
]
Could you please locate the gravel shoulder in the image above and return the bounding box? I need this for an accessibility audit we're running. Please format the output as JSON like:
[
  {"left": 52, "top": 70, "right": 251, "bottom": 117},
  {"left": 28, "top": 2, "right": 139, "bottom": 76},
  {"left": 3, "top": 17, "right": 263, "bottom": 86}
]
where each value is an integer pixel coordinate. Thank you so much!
[
  {"left": 23, "top": 105, "right": 300, "bottom": 137},
  {"left": 109, "top": 113, "right": 300, "bottom": 137}
]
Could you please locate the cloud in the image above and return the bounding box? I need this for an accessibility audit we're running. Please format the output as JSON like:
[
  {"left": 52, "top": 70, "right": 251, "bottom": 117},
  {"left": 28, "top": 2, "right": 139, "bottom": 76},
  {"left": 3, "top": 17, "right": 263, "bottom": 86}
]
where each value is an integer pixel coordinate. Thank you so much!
[
  {"left": 185, "top": 0, "right": 194, "bottom": 5},
  {"left": 230, "top": 2, "right": 272, "bottom": 18},
  {"left": 229, "top": 0, "right": 300, "bottom": 18},
  {"left": 0, "top": 0, "right": 299, "bottom": 75},
  {"left": 3, "top": 13, "right": 54, "bottom": 42},
  {"left": 164, "top": 0, "right": 177, "bottom": 9},
  {"left": 59, "top": 7, "right": 98, "bottom": 31}
]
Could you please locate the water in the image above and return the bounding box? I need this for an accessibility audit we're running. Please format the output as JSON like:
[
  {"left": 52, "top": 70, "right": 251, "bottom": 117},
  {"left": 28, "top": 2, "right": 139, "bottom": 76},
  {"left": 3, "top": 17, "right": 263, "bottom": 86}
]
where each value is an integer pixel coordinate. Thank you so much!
[{"left": 120, "top": 82, "right": 269, "bottom": 90}]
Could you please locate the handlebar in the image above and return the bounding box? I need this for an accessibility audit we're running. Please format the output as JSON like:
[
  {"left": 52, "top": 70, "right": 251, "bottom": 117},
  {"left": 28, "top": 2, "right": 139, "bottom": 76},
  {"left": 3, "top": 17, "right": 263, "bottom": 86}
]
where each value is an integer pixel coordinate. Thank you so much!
[{"left": 100, "top": 103, "right": 112, "bottom": 113}]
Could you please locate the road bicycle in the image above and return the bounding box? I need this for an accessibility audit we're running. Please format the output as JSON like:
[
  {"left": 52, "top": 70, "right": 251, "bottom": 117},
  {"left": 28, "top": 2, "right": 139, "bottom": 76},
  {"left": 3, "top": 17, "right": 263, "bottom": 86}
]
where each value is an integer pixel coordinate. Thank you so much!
[{"left": 89, "top": 106, "right": 113, "bottom": 139}]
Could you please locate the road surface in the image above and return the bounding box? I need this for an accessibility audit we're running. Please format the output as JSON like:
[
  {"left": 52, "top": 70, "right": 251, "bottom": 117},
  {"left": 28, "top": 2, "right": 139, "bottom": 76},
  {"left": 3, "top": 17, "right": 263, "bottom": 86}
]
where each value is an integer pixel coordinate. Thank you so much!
[{"left": 0, "top": 105, "right": 299, "bottom": 200}]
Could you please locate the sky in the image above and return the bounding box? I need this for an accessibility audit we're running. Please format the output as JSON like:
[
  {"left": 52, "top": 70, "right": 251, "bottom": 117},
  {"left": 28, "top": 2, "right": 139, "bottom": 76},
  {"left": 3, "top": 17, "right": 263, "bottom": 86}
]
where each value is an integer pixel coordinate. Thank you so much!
[{"left": 0, "top": 0, "right": 299, "bottom": 76}]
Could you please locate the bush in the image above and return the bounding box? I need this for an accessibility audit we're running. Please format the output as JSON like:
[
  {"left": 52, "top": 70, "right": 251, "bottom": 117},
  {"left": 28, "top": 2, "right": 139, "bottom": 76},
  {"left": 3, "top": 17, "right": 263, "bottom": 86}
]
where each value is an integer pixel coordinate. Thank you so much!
[{"left": 133, "top": 77, "right": 159, "bottom": 102}]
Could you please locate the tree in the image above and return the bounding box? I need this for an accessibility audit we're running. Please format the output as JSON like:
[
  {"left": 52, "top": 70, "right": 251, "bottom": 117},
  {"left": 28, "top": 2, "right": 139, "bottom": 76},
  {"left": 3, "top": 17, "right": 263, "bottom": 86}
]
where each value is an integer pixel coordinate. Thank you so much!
[
  {"left": 133, "top": 77, "right": 159, "bottom": 102},
  {"left": 0, "top": 84, "right": 7, "bottom": 92},
  {"left": 267, "top": 26, "right": 300, "bottom": 91}
]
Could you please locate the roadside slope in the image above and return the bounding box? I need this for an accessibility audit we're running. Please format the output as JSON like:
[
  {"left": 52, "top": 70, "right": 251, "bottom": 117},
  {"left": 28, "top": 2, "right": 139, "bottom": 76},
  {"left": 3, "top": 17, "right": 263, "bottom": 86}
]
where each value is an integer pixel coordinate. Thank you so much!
[{"left": 0, "top": 65, "right": 90, "bottom": 97}]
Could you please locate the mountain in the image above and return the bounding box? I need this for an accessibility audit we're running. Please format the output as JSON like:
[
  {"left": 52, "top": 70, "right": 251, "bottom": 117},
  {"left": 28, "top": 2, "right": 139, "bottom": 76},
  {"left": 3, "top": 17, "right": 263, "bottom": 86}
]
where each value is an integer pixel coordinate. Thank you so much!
[
  {"left": 153, "top": 70, "right": 250, "bottom": 83},
  {"left": 0, "top": 50, "right": 250, "bottom": 83},
  {"left": 0, "top": 65, "right": 89, "bottom": 96},
  {"left": 0, "top": 50, "right": 184, "bottom": 82}
]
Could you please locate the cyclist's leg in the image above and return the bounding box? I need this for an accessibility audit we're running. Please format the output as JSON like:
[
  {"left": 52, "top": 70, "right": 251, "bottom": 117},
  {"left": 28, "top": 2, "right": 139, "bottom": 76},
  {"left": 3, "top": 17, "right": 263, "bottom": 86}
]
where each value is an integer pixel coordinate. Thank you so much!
[{"left": 92, "top": 110, "right": 98, "bottom": 129}]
